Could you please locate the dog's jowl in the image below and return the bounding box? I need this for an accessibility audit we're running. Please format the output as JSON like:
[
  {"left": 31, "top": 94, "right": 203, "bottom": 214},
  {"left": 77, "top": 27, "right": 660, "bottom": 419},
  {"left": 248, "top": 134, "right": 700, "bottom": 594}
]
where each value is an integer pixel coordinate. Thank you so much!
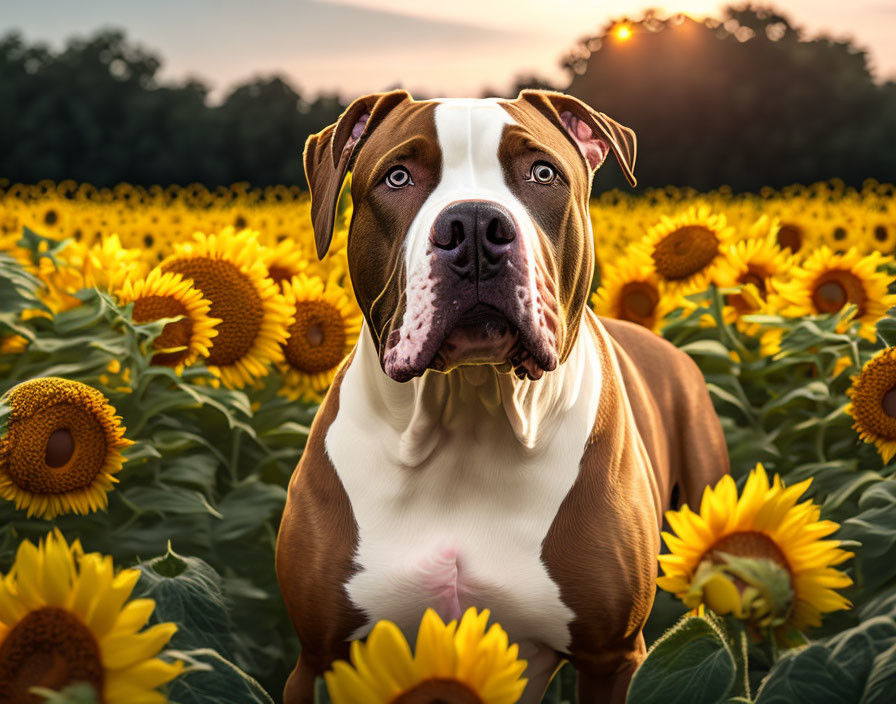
[{"left": 276, "top": 89, "right": 729, "bottom": 704}]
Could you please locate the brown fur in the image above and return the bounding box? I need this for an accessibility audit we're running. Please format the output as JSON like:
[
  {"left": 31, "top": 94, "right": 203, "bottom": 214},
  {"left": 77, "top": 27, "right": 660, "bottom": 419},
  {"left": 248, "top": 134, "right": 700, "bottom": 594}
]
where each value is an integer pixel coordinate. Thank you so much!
[
  {"left": 540, "top": 315, "right": 728, "bottom": 701},
  {"left": 275, "top": 353, "right": 365, "bottom": 704}
]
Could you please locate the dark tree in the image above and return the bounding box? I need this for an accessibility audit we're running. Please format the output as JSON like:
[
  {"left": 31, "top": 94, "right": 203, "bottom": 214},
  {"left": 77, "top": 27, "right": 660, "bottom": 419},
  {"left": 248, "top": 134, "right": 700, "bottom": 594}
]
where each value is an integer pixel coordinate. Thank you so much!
[
  {"left": 562, "top": 5, "right": 896, "bottom": 191},
  {"left": 0, "top": 30, "right": 345, "bottom": 187}
]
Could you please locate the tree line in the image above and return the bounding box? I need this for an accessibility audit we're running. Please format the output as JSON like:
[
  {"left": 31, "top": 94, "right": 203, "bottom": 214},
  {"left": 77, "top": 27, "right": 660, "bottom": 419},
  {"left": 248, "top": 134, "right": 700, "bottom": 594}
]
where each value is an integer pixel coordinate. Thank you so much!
[{"left": 1, "top": 5, "right": 894, "bottom": 192}]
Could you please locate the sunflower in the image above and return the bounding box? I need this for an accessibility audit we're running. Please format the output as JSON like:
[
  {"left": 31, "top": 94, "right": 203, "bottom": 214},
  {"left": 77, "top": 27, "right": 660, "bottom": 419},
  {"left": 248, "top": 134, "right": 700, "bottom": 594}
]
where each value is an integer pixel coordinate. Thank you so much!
[
  {"left": 0, "top": 529, "right": 182, "bottom": 703},
  {"left": 278, "top": 273, "right": 362, "bottom": 400},
  {"left": 0, "top": 378, "right": 133, "bottom": 519},
  {"left": 637, "top": 205, "right": 737, "bottom": 295},
  {"left": 871, "top": 222, "right": 896, "bottom": 253},
  {"left": 34, "top": 235, "right": 148, "bottom": 313},
  {"left": 0, "top": 335, "right": 29, "bottom": 355},
  {"left": 118, "top": 269, "right": 220, "bottom": 372},
  {"left": 774, "top": 222, "right": 806, "bottom": 254},
  {"left": 80, "top": 233, "right": 149, "bottom": 292},
  {"left": 324, "top": 607, "right": 527, "bottom": 704},
  {"left": 159, "top": 227, "right": 293, "bottom": 388},
  {"left": 846, "top": 347, "right": 896, "bottom": 463},
  {"left": 716, "top": 222, "right": 793, "bottom": 332},
  {"left": 261, "top": 238, "right": 309, "bottom": 289},
  {"left": 34, "top": 201, "right": 65, "bottom": 236},
  {"left": 770, "top": 247, "right": 896, "bottom": 341},
  {"left": 657, "top": 464, "right": 853, "bottom": 634},
  {"left": 592, "top": 250, "right": 677, "bottom": 333}
]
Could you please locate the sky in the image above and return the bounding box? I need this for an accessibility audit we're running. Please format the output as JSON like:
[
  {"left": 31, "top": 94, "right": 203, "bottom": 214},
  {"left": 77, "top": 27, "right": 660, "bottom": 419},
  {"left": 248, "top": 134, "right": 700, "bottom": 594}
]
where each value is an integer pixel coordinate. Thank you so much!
[{"left": 2, "top": 0, "right": 895, "bottom": 100}]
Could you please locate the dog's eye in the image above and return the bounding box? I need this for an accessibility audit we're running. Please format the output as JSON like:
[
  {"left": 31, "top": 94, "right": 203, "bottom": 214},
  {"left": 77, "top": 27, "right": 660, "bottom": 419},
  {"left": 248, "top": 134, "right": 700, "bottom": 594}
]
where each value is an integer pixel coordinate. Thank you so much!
[
  {"left": 528, "top": 161, "right": 557, "bottom": 185},
  {"left": 385, "top": 166, "right": 414, "bottom": 189}
]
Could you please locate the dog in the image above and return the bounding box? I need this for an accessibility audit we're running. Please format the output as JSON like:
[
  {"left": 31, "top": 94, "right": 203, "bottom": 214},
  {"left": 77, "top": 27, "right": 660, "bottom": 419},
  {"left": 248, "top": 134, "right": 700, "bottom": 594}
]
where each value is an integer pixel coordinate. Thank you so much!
[{"left": 276, "top": 89, "right": 729, "bottom": 703}]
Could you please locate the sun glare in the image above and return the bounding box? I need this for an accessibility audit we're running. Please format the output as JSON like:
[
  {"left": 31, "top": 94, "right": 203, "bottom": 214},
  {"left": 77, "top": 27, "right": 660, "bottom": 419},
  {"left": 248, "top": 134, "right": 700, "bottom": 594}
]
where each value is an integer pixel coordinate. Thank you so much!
[{"left": 615, "top": 23, "right": 632, "bottom": 41}]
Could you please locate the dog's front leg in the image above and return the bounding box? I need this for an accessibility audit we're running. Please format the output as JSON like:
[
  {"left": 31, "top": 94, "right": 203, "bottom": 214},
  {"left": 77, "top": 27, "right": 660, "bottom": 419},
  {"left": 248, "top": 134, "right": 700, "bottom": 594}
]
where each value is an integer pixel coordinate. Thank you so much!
[{"left": 570, "top": 632, "right": 646, "bottom": 704}]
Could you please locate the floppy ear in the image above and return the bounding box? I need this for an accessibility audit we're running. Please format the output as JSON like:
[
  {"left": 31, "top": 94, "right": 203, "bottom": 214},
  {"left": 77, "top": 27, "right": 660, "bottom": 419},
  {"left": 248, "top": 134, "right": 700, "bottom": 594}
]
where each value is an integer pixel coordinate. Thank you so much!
[
  {"left": 517, "top": 89, "right": 637, "bottom": 187},
  {"left": 304, "top": 89, "right": 411, "bottom": 259}
]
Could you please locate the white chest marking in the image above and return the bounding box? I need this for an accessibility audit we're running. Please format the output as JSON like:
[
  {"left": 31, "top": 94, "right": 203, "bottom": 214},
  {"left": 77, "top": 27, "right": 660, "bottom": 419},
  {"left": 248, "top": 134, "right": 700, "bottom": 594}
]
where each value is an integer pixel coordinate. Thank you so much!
[{"left": 325, "top": 321, "right": 602, "bottom": 652}]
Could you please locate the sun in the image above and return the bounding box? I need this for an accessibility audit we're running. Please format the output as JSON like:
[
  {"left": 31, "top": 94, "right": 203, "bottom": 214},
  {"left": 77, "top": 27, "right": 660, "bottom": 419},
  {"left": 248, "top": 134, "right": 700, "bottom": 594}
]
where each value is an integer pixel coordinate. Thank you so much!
[
  {"left": 615, "top": 23, "right": 633, "bottom": 41},
  {"left": 0, "top": 377, "right": 133, "bottom": 519},
  {"left": 0, "top": 529, "right": 182, "bottom": 702}
]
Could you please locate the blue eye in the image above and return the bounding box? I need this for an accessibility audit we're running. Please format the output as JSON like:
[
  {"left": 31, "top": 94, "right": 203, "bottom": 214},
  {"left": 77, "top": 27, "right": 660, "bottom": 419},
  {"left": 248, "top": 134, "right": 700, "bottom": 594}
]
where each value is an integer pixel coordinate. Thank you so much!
[
  {"left": 385, "top": 166, "right": 414, "bottom": 189},
  {"left": 529, "top": 161, "right": 557, "bottom": 184}
]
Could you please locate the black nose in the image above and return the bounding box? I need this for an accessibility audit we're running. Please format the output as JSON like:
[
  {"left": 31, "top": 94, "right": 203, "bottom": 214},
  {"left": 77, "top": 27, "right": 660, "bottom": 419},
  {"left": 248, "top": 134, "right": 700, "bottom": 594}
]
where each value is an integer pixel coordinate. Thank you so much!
[{"left": 430, "top": 200, "right": 517, "bottom": 281}]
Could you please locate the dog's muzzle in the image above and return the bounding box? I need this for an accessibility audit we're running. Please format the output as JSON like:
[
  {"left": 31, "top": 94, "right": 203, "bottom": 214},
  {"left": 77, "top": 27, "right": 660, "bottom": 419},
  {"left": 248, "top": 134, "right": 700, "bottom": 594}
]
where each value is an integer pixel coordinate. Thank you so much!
[{"left": 382, "top": 199, "right": 559, "bottom": 383}]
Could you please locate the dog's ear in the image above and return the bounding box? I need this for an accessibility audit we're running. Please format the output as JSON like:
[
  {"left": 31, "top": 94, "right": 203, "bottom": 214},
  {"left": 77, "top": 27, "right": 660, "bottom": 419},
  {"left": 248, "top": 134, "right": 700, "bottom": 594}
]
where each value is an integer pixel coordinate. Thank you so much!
[
  {"left": 304, "top": 90, "right": 411, "bottom": 259},
  {"left": 517, "top": 89, "right": 637, "bottom": 187}
]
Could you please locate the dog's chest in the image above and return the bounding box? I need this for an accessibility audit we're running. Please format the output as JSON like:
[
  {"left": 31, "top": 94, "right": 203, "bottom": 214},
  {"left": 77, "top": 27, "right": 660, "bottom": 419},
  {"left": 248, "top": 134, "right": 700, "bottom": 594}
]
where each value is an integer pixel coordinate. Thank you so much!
[{"left": 324, "top": 332, "right": 601, "bottom": 651}]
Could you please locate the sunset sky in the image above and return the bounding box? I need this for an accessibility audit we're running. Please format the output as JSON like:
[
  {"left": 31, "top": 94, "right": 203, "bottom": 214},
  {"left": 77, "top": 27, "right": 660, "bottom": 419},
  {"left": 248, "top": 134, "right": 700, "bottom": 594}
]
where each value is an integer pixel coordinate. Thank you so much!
[{"left": 4, "top": 0, "right": 895, "bottom": 100}]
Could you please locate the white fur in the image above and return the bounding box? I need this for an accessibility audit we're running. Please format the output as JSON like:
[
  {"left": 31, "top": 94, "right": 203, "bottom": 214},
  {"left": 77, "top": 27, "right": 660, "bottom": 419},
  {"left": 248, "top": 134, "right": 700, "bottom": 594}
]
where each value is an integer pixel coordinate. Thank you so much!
[
  {"left": 386, "top": 98, "right": 554, "bottom": 371},
  {"left": 326, "top": 320, "right": 601, "bottom": 647}
]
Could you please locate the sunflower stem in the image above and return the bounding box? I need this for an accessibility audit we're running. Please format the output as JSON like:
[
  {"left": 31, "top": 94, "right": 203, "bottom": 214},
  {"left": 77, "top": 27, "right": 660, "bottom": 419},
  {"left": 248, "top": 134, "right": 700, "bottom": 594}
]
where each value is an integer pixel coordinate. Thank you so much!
[
  {"left": 229, "top": 430, "right": 241, "bottom": 483},
  {"left": 709, "top": 285, "right": 750, "bottom": 360}
]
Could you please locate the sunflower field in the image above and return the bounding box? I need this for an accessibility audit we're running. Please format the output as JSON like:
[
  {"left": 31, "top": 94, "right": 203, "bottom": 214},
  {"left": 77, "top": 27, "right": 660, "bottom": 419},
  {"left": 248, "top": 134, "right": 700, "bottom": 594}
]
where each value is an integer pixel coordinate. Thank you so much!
[{"left": 0, "top": 177, "right": 895, "bottom": 703}]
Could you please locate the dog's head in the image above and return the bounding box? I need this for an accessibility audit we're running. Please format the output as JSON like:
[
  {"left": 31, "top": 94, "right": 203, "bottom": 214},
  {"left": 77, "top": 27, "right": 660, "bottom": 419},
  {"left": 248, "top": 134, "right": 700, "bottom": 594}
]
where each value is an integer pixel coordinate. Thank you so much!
[{"left": 304, "top": 89, "right": 636, "bottom": 382}]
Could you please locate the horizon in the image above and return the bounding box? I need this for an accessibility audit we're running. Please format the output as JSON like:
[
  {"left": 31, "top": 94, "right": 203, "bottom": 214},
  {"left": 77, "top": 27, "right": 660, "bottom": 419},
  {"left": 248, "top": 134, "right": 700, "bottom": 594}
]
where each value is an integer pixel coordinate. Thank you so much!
[{"left": 2, "top": 0, "right": 895, "bottom": 102}]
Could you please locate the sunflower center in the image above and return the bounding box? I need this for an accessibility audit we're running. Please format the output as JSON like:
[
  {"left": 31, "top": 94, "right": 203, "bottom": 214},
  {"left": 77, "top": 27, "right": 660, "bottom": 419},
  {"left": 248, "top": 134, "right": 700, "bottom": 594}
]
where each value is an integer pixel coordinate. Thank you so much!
[
  {"left": 849, "top": 356, "right": 896, "bottom": 441},
  {"left": 618, "top": 281, "right": 659, "bottom": 324},
  {"left": 390, "top": 678, "right": 483, "bottom": 704},
  {"left": 883, "top": 387, "right": 896, "bottom": 418},
  {"left": 0, "top": 607, "right": 104, "bottom": 704},
  {"left": 5, "top": 403, "right": 107, "bottom": 494},
  {"left": 811, "top": 269, "right": 867, "bottom": 316},
  {"left": 45, "top": 428, "right": 75, "bottom": 468},
  {"left": 704, "top": 531, "right": 790, "bottom": 573},
  {"left": 43, "top": 209, "right": 58, "bottom": 226},
  {"left": 652, "top": 225, "right": 719, "bottom": 280},
  {"left": 131, "top": 294, "right": 194, "bottom": 367},
  {"left": 728, "top": 268, "right": 769, "bottom": 314},
  {"left": 284, "top": 300, "right": 347, "bottom": 374},
  {"left": 739, "top": 271, "right": 766, "bottom": 293},
  {"left": 268, "top": 265, "right": 293, "bottom": 286},
  {"left": 162, "top": 256, "right": 263, "bottom": 367},
  {"left": 874, "top": 225, "right": 888, "bottom": 243},
  {"left": 776, "top": 224, "right": 802, "bottom": 253}
]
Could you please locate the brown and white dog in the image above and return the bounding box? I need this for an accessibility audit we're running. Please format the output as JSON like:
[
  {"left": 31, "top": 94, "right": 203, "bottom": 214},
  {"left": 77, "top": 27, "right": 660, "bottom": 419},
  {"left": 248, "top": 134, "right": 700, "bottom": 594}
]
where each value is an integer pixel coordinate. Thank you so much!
[{"left": 276, "top": 89, "right": 729, "bottom": 703}]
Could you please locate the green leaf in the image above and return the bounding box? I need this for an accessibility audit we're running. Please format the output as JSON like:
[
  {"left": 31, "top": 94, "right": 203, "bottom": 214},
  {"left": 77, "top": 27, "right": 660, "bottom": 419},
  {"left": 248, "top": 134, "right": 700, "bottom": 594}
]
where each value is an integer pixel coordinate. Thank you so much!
[
  {"left": 164, "top": 648, "right": 276, "bottom": 704},
  {"left": 628, "top": 615, "right": 736, "bottom": 704},
  {"left": 754, "top": 645, "right": 858, "bottom": 704},
  {"left": 839, "top": 482, "right": 896, "bottom": 593},
  {"left": 874, "top": 317, "right": 896, "bottom": 347},
  {"left": 755, "top": 617, "right": 896, "bottom": 704},
  {"left": 214, "top": 479, "right": 287, "bottom": 543},
  {"left": 861, "top": 642, "right": 896, "bottom": 704},
  {"left": 123, "top": 485, "right": 223, "bottom": 518},
  {"left": 680, "top": 340, "right": 737, "bottom": 361},
  {"left": 33, "top": 684, "right": 100, "bottom": 704},
  {"left": 136, "top": 547, "right": 237, "bottom": 660}
]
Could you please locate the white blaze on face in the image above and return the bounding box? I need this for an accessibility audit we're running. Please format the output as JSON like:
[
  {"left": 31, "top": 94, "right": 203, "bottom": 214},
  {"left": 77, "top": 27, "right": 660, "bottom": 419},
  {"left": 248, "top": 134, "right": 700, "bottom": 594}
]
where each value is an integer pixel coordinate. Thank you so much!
[{"left": 386, "top": 98, "right": 547, "bottom": 373}]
